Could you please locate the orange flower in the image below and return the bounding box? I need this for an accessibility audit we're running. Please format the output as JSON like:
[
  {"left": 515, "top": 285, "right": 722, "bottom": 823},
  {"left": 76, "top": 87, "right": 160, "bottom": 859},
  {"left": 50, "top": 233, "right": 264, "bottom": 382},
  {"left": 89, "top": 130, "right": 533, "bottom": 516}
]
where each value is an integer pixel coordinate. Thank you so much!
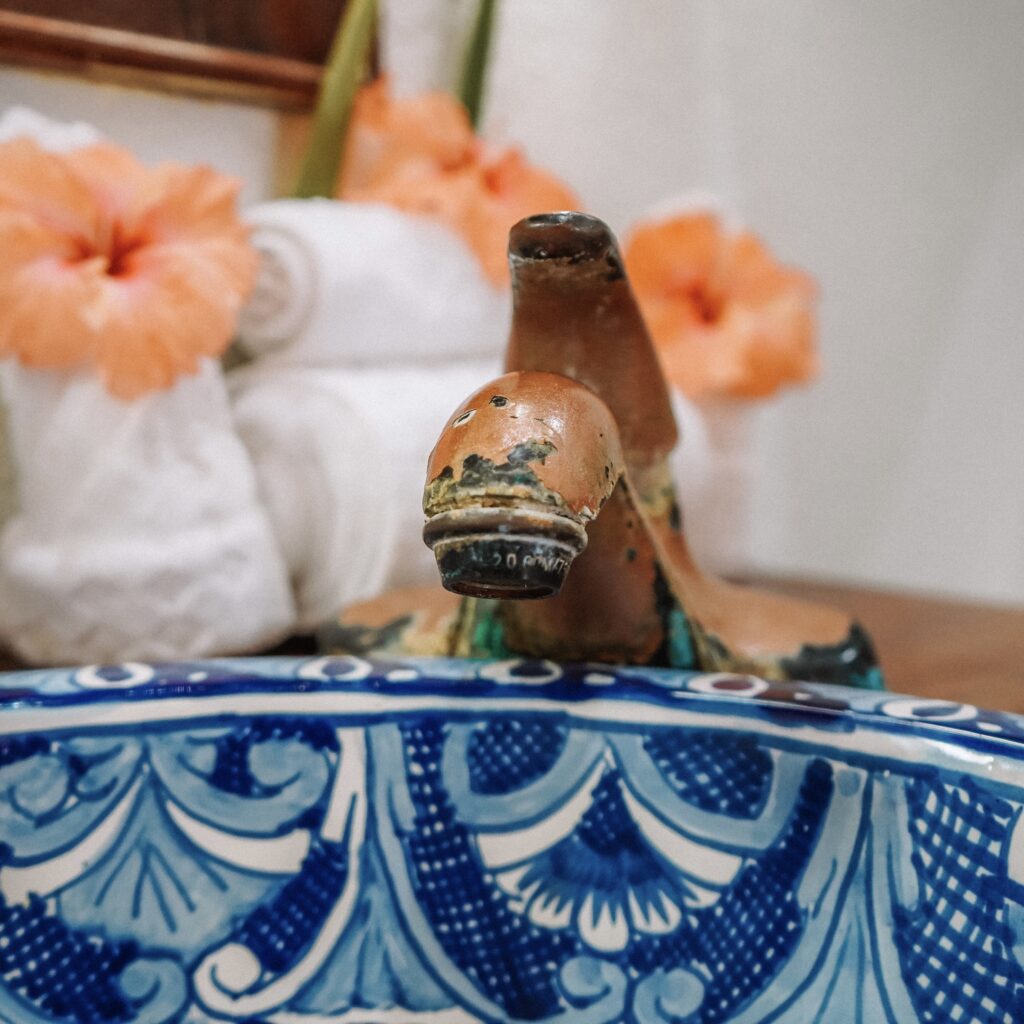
[
  {"left": 337, "top": 78, "right": 578, "bottom": 285},
  {"left": 625, "top": 212, "right": 819, "bottom": 400},
  {"left": 0, "top": 139, "right": 258, "bottom": 399},
  {"left": 462, "top": 149, "right": 581, "bottom": 285},
  {"left": 337, "top": 77, "right": 477, "bottom": 193}
]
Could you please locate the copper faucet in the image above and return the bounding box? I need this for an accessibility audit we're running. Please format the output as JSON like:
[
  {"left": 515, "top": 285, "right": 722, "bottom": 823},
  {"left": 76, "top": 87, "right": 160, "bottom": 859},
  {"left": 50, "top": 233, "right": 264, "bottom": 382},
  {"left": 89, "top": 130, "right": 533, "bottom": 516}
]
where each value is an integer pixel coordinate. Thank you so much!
[{"left": 328, "top": 212, "right": 883, "bottom": 688}]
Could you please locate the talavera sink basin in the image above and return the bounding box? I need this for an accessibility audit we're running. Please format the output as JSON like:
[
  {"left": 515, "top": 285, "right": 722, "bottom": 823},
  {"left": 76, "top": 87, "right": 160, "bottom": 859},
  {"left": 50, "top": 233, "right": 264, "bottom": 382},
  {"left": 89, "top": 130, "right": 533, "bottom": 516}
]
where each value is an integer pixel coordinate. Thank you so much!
[{"left": 0, "top": 657, "right": 1020, "bottom": 1024}]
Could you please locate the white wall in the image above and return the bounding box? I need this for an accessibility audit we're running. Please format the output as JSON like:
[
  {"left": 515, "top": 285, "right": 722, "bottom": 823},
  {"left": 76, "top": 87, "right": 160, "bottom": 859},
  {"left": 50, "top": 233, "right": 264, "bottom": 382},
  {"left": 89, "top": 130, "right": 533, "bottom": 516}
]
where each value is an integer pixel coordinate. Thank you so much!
[
  {"left": 0, "top": 66, "right": 279, "bottom": 205},
  {"left": 386, "top": 0, "right": 1024, "bottom": 604}
]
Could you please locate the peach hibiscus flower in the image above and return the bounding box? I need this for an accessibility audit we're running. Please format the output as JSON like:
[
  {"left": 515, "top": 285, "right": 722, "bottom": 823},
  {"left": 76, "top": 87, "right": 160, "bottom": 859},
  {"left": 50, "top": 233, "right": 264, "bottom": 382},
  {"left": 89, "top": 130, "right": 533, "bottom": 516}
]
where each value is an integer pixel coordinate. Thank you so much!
[
  {"left": 625, "top": 212, "right": 819, "bottom": 400},
  {"left": 338, "top": 77, "right": 477, "bottom": 194},
  {"left": 0, "top": 139, "right": 258, "bottom": 399},
  {"left": 337, "top": 78, "right": 578, "bottom": 285}
]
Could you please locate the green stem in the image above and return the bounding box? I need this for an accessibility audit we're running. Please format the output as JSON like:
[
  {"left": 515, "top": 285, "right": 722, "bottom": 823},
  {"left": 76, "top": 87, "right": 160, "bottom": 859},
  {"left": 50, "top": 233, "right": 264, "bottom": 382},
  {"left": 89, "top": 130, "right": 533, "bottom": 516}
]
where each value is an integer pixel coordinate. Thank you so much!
[
  {"left": 292, "top": 0, "right": 378, "bottom": 199},
  {"left": 457, "top": 0, "right": 498, "bottom": 129}
]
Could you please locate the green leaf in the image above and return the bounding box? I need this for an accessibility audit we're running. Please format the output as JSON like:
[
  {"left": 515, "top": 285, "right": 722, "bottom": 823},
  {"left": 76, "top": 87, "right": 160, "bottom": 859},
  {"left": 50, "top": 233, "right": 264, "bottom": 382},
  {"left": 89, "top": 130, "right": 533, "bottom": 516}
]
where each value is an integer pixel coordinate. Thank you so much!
[
  {"left": 457, "top": 0, "right": 498, "bottom": 130},
  {"left": 292, "top": 0, "right": 378, "bottom": 199}
]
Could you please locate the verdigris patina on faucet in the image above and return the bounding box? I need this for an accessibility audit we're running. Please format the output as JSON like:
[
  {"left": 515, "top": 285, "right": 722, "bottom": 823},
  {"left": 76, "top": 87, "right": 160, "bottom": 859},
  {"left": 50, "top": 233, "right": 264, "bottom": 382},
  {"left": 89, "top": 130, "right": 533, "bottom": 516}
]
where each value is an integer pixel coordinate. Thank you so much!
[{"left": 327, "top": 212, "right": 882, "bottom": 688}]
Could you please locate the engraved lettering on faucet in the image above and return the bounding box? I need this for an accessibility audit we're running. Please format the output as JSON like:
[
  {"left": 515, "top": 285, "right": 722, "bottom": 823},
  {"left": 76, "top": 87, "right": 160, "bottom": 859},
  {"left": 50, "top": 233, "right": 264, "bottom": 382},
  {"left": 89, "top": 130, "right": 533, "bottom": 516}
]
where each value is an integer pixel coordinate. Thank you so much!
[{"left": 522, "top": 552, "right": 568, "bottom": 574}]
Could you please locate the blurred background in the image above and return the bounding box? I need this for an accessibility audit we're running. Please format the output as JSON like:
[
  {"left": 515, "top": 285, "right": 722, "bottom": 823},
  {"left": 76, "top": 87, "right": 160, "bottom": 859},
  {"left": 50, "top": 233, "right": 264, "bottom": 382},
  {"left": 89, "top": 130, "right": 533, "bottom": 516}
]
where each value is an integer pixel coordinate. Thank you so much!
[{"left": 0, "top": 0, "right": 1021, "bottom": 607}]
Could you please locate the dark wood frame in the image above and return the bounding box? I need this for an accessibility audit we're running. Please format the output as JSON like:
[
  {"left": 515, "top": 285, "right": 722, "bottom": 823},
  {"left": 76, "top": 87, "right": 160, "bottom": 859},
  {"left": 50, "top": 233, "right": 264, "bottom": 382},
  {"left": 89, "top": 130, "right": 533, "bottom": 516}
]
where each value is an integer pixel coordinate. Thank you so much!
[{"left": 0, "top": 8, "right": 326, "bottom": 108}]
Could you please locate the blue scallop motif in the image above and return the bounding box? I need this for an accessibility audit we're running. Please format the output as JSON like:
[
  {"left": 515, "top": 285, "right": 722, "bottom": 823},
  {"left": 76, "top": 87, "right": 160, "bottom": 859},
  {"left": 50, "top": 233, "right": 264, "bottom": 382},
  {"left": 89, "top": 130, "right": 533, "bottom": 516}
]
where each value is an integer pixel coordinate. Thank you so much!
[
  {"left": 387, "top": 717, "right": 836, "bottom": 1022},
  {"left": 515, "top": 768, "right": 691, "bottom": 944},
  {"left": 206, "top": 718, "right": 339, "bottom": 800},
  {"left": 643, "top": 729, "right": 773, "bottom": 819},
  {"left": 56, "top": 783, "right": 285, "bottom": 961},
  {"left": 398, "top": 719, "right": 577, "bottom": 1020},
  {"left": 0, "top": 737, "right": 142, "bottom": 865},
  {"left": 466, "top": 718, "right": 568, "bottom": 795}
]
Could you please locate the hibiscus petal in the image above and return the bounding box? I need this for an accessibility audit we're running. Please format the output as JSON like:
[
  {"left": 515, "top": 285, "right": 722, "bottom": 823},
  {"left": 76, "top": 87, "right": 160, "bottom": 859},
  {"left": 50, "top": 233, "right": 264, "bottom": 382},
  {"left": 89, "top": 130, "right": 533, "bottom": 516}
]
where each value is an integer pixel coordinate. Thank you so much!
[
  {"left": 0, "top": 210, "right": 81, "bottom": 276},
  {"left": 338, "top": 76, "right": 476, "bottom": 195},
  {"left": 129, "top": 164, "right": 250, "bottom": 248},
  {"left": 65, "top": 144, "right": 150, "bottom": 223},
  {"left": 93, "top": 292, "right": 194, "bottom": 400},
  {"left": 0, "top": 138, "right": 100, "bottom": 243},
  {"left": 92, "top": 266, "right": 239, "bottom": 400},
  {"left": 0, "top": 256, "right": 104, "bottom": 368},
  {"left": 467, "top": 148, "right": 579, "bottom": 284},
  {"left": 625, "top": 211, "right": 819, "bottom": 399},
  {"left": 626, "top": 213, "right": 724, "bottom": 296}
]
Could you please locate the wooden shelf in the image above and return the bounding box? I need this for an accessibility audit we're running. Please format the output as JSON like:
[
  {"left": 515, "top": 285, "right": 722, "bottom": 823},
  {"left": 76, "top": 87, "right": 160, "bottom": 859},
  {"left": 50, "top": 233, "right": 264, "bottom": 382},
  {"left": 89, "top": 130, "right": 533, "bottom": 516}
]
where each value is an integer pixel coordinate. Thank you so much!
[{"left": 0, "top": 8, "right": 331, "bottom": 108}]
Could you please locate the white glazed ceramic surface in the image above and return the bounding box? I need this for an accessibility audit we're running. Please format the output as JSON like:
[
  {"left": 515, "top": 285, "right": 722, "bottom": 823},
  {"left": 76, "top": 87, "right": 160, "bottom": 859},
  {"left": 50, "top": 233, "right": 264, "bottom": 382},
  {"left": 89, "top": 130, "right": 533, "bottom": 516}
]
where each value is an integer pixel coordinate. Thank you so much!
[{"left": 0, "top": 656, "right": 1019, "bottom": 1023}]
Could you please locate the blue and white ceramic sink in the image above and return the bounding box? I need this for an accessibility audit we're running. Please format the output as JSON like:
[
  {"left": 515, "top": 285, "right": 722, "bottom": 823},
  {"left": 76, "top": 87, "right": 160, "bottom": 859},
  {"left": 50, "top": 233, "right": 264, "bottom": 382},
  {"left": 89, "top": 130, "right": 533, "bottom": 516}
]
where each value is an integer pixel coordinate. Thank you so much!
[{"left": 0, "top": 656, "right": 1020, "bottom": 1024}]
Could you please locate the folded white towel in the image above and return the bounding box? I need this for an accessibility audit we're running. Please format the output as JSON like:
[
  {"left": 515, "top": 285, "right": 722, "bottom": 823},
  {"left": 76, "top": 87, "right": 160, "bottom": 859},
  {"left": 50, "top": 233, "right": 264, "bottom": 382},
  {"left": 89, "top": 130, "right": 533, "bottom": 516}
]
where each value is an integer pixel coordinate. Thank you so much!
[
  {"left": 229, "top": 198, "right": 509, "bottom": 627},
  {"left": 237, "top": 199, "right": 510, "bottom": 367},
  {"left": 230, "top": 359, "right": 498, "bottom": 629},
  {"left": 0, "top": 364, "right": 296, "bottom": 664},
  {"left": 0, "top": 108, "right": 297, "bottom": 664}
]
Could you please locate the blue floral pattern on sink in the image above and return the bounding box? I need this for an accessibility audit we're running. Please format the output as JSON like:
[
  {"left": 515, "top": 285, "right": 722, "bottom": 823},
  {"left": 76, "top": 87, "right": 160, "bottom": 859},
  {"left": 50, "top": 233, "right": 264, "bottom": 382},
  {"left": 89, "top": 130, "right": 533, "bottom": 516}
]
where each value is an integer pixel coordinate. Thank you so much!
[{"left": 1, "top": 655, "right": 1023, "bottom": 1023}]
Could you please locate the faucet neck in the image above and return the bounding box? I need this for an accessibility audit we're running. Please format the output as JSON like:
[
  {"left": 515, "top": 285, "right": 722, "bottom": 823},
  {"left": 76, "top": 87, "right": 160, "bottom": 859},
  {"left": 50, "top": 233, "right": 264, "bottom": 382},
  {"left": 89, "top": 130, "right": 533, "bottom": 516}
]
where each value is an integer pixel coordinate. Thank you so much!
[{"left": 504, "top": 214, "right": 678, "bottom": 476}]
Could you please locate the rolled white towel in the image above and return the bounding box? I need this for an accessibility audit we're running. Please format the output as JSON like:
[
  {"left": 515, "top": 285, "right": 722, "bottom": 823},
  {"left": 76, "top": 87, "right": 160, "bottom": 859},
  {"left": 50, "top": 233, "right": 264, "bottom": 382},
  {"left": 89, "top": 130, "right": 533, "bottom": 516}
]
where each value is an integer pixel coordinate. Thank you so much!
[
  {"left": 0, "top": 364, "right": 296, "bottom": 664},
  {"left": 236, "top": 199, "right": 510, "bottom": 368}
]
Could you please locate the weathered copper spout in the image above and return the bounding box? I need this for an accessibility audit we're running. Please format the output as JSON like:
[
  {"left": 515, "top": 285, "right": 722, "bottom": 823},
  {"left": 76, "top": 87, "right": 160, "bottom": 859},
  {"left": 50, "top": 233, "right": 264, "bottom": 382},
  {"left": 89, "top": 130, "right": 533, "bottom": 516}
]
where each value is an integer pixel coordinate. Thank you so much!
[
  {"left": 417, "top": 212, "right": 689, "bottom": 661},
  {"left": 422, "top": 370, "right": 623, "bottom": 599}
]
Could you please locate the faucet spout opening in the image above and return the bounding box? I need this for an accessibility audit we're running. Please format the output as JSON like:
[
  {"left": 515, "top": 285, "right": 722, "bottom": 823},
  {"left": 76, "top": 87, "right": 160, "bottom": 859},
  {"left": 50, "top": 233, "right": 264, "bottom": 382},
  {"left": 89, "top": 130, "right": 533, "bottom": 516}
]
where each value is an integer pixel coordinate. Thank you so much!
[
  {"left": 423, "top": 506, "right": 587, "bottom": 599},
  {"left": 508, "top": 211, "right": 614, "bottom": 265}
]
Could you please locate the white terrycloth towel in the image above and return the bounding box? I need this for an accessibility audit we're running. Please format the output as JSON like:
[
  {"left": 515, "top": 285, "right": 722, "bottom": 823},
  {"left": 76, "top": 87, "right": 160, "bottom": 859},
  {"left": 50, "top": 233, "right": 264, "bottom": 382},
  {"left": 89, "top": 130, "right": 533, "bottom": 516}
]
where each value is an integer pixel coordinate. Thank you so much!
[
  {"left": 0, "top": 364, "right": 296, "bottom": 664},
  {"left": 237, "top": 199, "right": 510, "bottom": 367},
  {"left": 230, "top": 360, "right": 498, "bottom": 629},
  {"left": 231, "top": 198, "right": 508, "bottom": 628}
]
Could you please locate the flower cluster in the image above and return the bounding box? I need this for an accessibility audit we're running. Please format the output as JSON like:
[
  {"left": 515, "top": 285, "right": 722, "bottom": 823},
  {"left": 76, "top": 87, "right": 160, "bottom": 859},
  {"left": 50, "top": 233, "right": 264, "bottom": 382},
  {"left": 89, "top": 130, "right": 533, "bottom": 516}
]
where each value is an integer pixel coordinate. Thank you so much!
[
  {"left": 337, "top": 78, "right": 578, "bottom": 286},
  {"left": 0, "top": 90, "right": 817, "bottom": 403},
  {"left": 335, "top": 80, "right": 817, "bottom": 400},
  {"left": 0, "top": 140, "right": 257, "bottom": 399}
]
